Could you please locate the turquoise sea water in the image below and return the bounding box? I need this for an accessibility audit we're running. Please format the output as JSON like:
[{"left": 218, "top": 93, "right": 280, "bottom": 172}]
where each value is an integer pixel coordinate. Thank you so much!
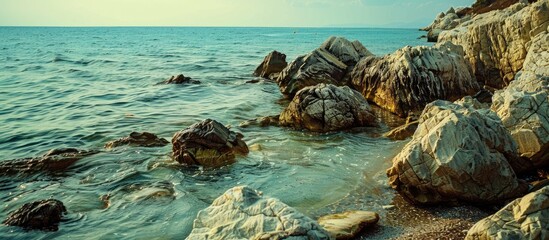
[{"left": 0, "top": 27, "right": 427, "bottom": 239}]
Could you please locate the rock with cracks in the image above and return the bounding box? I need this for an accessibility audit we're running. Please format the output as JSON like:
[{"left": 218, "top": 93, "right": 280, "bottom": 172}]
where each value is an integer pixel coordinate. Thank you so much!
[
  {"left": 3, "top": 199, "right": 67, "bottom": 231},
  {"left": 105, "top": 132, "right": 169, "bottom": 149},
  {"left": 254, "top": 50, "right": 288, "bottom": 80}
]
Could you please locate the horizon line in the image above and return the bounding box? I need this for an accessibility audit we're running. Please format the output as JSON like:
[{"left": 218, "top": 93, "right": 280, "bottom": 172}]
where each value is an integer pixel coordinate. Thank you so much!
[{"left": 0, "top": 25, "right": 421, "bottom": 29}]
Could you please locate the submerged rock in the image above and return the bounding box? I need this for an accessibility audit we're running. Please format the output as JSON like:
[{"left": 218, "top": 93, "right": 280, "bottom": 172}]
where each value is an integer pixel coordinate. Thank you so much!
[
  {"left": 162, "top": 74, "right": 200, "bottom": 84},
  {"left": 466, "top": 185, "right": 549, "bottom": 240},
  {"left": 3, "top": 199, "right": 67, "bottom": 231},
  {"left": 105, "top": 132, "right": 169, "bottom": 149},
  {"left": 239, "top": 115, "right": 280, "bottom": 128},
  {"left": 254, "top": 50, "right": 288, "bottom": 80},
  {"left": 318, "top": 211, "right": 379, "bottom": 240},
  {"left": 0, "top": 148, "right": 98, "bottom": 176},
  {"left": 387, "top": 100, "right": 528, "bottom": 205},
  {"left": 187, "top": 186, "right": 331, "bottom": 240},
  {"left": 279, "top": 83, "right": 377, "bottom": 132},
  {"left": 172, "top": 119, "right": 248, "bottom": 168},
  {"left": 351, "top": 41, "right": 479, "bottom": 117}
]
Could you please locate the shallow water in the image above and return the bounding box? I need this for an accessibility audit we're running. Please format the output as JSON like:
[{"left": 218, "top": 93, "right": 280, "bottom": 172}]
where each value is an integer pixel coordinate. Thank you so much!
[{"left": 0, "top": 27, "right": 427, "bottom": 239}]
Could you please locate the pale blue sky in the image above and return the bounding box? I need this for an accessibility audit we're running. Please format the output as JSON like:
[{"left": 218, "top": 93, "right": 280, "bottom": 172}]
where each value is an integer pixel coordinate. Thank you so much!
[{"left": 0, "top": 0, "right": 474, "bottom": 28}]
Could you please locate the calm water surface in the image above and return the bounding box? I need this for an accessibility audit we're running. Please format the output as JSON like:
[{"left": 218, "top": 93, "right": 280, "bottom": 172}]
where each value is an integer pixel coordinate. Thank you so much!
[{"left": 0, "top": 27, "right": 427, "bottom": 239}]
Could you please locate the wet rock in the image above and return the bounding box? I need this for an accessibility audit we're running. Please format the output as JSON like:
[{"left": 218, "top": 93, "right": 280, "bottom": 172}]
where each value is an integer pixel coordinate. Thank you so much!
[
  {"left": 466, "top": 185, "right": 549, "bottom": 240},
  {"left": 279, "top": 83, "right": 376, "bottom": 132},
  {"left": 172, "top": 119, "right": 248, "bottom": 168},
  {"left": 0, "top": 148, "right": 98, "bottom": 175},
  {"left": 105, "top": 132, "right": 169, "bottom": 149},
  {"left": 351, "top": 41, "right": 479, "bottom": 117},
  {"left": 187, "top": 186, "right": 331, "bottom": 240},
  {"left": 3, "top": 199, "right": 67, "bottom": 231},
  {"left": 387, "top": 100, "right": 528, "bottom": 205},
  {"left": 239, "top": 115, "right": 280, "bottom": 128},
  {"left": 318, "top": 211, "right": 379, "bottom": 240},
  {"left": 254, "top": 50, "right": 288, "bottom": 80},
  {"left": 383, "top": 120, "right": 419, "bottom": 141},
  {"left": 162, "top": 74, "right": 200, "bottom": 84}
]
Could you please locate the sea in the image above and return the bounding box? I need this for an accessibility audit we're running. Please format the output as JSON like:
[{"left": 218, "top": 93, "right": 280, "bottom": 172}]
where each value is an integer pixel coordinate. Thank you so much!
[{"left": 0, "top": 27, "right": 429, "bottom": 239}]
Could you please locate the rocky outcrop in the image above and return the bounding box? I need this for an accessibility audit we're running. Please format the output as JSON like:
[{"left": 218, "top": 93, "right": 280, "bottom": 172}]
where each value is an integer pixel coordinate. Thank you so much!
[
  {"left": 172, "top": 119, "right": 248, "bottom": 168},
  {"left": 465, "top": 185, "right": 549, "bottom": 240},
  {"left": 187, "top": 186, "right": 331, "bottom": 240},
  {"left": 3, "top": 199, "right": 67, "bottom": 231},
  {"left": 277, "top": 36, "right": 373, "bottom": 98},
  {"left": 387, "top": 100, "right": 528, "bottom": 205},
  {"left": 438, "top": 0, "right": 549, "bottom": 88},
  {"left": 0, "top": 148, "right": 98, "bottom": 176},
  {"left": 491, "top": 30, "right": 549, "bottom": 167},
  {"left": 279, "top": 83, "right": 376, "bottom": 132},
  {"left": 351, "top": 41, "right": 480, "bottom": 117},
  {"left": 105, "top": 132, "right": 169, "bottom": 149},
  {"left": 318, "top": 211, "right": 379, "bottom": 240},
  {"left": 421, "top": 8, "right": 471, "bottom": 42},
  {"left": 162, "top": 74, "right": 200, "bottom": 84},
  {"left": 254, "top": 50, "right": 287, "bottom": 80}
]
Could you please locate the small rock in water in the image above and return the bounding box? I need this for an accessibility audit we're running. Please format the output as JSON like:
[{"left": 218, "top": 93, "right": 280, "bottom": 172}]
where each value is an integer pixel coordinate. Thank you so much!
[
  {"left": 0, "top": 148, "right": 98, "bottom": 176},
  {"left": 105, "top": 132, "right": 169, "bottom": 149},
  {"left": 253, "top": 50, "right": 287, "bottom": 80},
  {"left": 162, "top": 74, "right": 200, "bottom": 84},
  {"left": 3, "top": 199, "right": 67, "bottom": 231}
]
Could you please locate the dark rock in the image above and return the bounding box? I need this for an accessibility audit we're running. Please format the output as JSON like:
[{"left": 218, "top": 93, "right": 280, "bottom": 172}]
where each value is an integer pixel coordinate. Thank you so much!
[
  {"left": 162, "top": 74, "right": 200, "bottom": 84},
  {"left": 473, "top": 88, "right": 494, "bottom": 103},
  {"left": 3, "top": 199, "right": 67, "bottom": 231},
  {"left": 172, "top": 119, "right": 249, "bottom": 168},
  {"left": 0, "top": 148, "right": 98, "bottom": 176},
  {"left": 105, "top": 132, "right": 169, "bottom": 149},
  {"left": 253, "top": 51, "right": 287, "bottom": 80}
]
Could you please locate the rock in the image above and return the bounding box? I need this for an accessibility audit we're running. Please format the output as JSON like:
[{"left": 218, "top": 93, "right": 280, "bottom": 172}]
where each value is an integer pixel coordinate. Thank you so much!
[
  {"left": 239, "top": 115, "right": 280, "bottom": 128},
  {"left": 351, "top": 41, "right": 480, "bottom": 117},
  {"left": 387, "top": 100, "right": 528, "bottom": 205},
  {"left": 447, "top": 7, "right": 456, "bottom": 14},
  {"left": 466, "top": 185, "right": 549, "bottom": 240},
  {"left": 105, "top": 132, "right": 169, "bottom": 149},
  {"left": 3, "top": 199, "right": 67, "bottom": 231},
  {"left": 187, "top": 186, "right": 331, "bottom": 240},
  {"left": 162, "top": 74, "right": 200, "bottom": 84},
  {"left": 421, "top": 7, "right": 470, "bottom": 42},
  {"left": 254, "top": 51, "right": 288, "bottom": 80},
  {"left": 491, "top": 30, "right": 549, "bottom": 167},
  {"left": 473, "top": 88, "right": 494, "bottom": 103},
  {"left": 172, "top": 119, "right": 249, "bottom": 168},
  {"left": 318, "top": 211, "right": 379, "bottom": 240},
  {"left": 319, "top": 36, "right": 373, "bottom": 67},
  {"left": 438, "top": 0, "right": 549, "bottom": 88},
  {"left": 0, "top": 148, "right": 98, "bottom": 176},
  {"left": 383, "top": 120, "right": 419, "bottom": 141},
  {"left": 279, "top": 83, "right": 377, "bottom": 132}
]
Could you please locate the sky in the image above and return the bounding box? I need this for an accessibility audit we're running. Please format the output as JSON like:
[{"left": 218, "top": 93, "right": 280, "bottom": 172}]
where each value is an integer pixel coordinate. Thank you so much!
[{"left": 0, "top": 0, "right": 475, "bottom": 28}]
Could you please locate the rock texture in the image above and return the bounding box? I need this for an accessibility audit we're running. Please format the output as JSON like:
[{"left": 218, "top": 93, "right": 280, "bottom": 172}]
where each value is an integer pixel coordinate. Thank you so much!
[
  {"left": 277, "top": 36, "right": 373, "bottom": 98},
  {"left": 3, "top": 199, "right": 67, "bottom": 231},
  {"left": 383, "top": 120, "right": 419, "bottom": 141},
  {"left": 466, "top": 185, "right": 549, "bottom": 240},
  {"left": 491, "top": 30, "right": 549, "bottom": 167},
  {"left": 0, "top": 148, "right": 98, "bottom": 176},
  {"left": 172, "top": 119, "right": 248, "bottom": 168},
  {"left": 279, "top": 83, "right": 377, "bottom": 132},
  {"left": 351, "top": 42, "right": 480, "bottom": 117},
  {"left": 105, "top": 132, "right": 169, "bottom": 149},
  {"left": 318, "top": 211, "right": 379, "bottom": 240},
  {"left": 162, "top": 74, "right": 200, "bottom": 84},
  {"left": 254, "top": 51, "right": 288, "bottom": 80},
  {"left": 438, "top": 0, "right": 549, "bottom": 88},
  {"left": 239, "top": 115, "right": 280, "bottom": 128},
  {"left": 387, "top": 100, "right": 528, "bottom": 205},
  {"left": 421, "top": 8, "right": 471, "bottom": 42},
  {"left": 187, "top": 186, "right": 331, "bottom": 240}
]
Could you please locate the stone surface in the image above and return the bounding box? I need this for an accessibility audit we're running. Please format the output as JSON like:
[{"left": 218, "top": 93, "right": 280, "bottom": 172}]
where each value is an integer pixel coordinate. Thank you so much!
[
  {"left": 162, "top": 74, "right": 200, "bottom": 84},
  {"left": 351, "top": 41, "right": 479, "bottom": 117},
  {"left": 254, "top": 50, "right": 288, "bottom": 80},
  {"left": 421, "top": 7, "right": 470, "bottom": 42},
  {"left": 383, "top": 120, "right": 419, "bottom": 141},
  {"left": 0, "top": 148, "right": 98, "bottom": 176},
  {"left": 318, "top": 211, "right": 379, "bottom": 240},
  {"left": 105, "top": 132, "right": 169, "bottom": 149},
  {"left": 3, "top": 199, "right": 67, "bottom": 231},
  {"left": 279, "top": 83, "right": 376, "bottom": 132},
  {"left": 172, "top": 119, "right": 248, "bottom": 168},
  {"left": 438, "top": 0, "right": 549, "bottom": 88},
  {"left": 466, "top": 185, "right": 549, "bottom": 240},
  {"left": 387, "top": 100, "right": 528, "bottom": 205},
  {"left": 187, "top": 186, "right": 331, "bottom": 240},
  {"left": 239, "top": 115, "right": 280, "bottom": 128},
  {"left": 319, "top": 36, "right": 373, "bottom": 67}
]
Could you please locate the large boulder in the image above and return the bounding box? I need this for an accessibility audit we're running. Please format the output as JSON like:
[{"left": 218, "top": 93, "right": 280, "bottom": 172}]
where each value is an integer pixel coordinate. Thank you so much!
[
  {"left": 171, "top": 119, "right": 249, "bottom": 168},
  {"left": 387, "top": 100, "right": 528, "bottom": 205},
  {"left": 318, "top": 211, "right": 379, "bottom": 240},
  {"left": 0, "top": 148, "right": 98, "bottom": 176},
  {"left": 466, "top": 185, "right": 549, "bottom": 240},
  {"left": 351, "top": 41, "right": 480, "bottom": 117},
  {"left": 421, "top": 7, "right": 470, "bottom": 42},
  {"left": 438, "top": 0, "right": 549, "bottom": 88},
  {"left": 187, "top": 186, "right": 331, "bottom": 240},
  {"left": 319, "top": 36, "right": 373, "bottom": 67},
  {"left": 105, "top": 132, "right": 169, "bottom": 149},
  {"left": 254, "top": 50, "right": 288, "bottom": 80},
  {"left": 279, "top": 83, "right": 376, "bottom": 132},
  {"left": 3, "top": 199, "right": 67, "bottom": 231},
  {"left": 491, "top": 30, "right": 549, "bottom": 167}
]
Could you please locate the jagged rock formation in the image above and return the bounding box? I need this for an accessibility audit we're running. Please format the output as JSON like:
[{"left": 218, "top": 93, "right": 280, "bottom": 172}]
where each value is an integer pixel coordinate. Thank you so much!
[
  {"left": 0, "top": 148, "right": 98, "bottom": 176},
  {"left": 105, "top": 132, "right": 169, "bottom": 149},
  {"left": 187, "top": 186, "right": 331, "bottom": 240},
  {"left": 320, "top": 36, "right": 373, "bottom": 67},
  {"left": 279, "top": 83, "right": 377, "bottom": 132},
  {"left": 254, "top": 50, "right": 288, "bottom": 80},
  {"left": 351, "top": 41, "right": 479, "bottom": 117},
  {"left": 318, "top": 211, "right": 379, "bottom": 240},
  {"left": 421, "top": 7, "right": 471, "bottom": 42},
  {"left": 3, "top": 199, "right": 67, "bottom": 231}
]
